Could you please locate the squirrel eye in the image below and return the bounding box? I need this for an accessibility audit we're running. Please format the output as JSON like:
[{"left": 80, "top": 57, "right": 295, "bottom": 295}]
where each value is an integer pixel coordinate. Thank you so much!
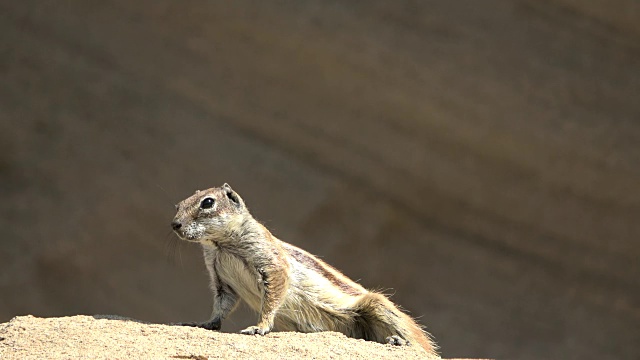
[{"left": 200, "top": 197, "right": 215, "bottom": 209}]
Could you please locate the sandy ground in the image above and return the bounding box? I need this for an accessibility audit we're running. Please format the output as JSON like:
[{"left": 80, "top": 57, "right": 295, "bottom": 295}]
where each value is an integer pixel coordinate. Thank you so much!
[{"left": 0, "top": 315, "right": 442, "bottom": 360}]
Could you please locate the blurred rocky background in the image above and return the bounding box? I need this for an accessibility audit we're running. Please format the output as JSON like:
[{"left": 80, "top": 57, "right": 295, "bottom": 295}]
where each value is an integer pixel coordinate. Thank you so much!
[{"left": 1, "top": 1, "right": 638, "bottom": 359}]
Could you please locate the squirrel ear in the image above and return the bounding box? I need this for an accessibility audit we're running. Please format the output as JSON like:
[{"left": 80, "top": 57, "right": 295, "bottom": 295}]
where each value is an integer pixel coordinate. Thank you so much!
[{"left": 223, "top": 183, "right": 241, "bottom": 205}]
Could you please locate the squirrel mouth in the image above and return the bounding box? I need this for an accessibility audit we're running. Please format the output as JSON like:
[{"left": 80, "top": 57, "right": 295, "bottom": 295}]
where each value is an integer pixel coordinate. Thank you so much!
[
  {"left": 172, "top": 230, "right": 188, "bottom": 240},
  {"left": 173, "top": 231, "right": 200, "bottom": 242}
]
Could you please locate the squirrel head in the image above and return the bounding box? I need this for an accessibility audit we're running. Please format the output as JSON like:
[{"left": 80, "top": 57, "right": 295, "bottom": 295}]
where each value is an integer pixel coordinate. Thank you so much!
[{"left": 171, "top": 183, "right": 248, "bottom": 243}]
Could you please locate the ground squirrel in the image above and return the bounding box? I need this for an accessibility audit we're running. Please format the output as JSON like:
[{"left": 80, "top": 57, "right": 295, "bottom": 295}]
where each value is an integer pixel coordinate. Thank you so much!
[{"left": 171, "top": 183, "right": 437, "bottom": 355}]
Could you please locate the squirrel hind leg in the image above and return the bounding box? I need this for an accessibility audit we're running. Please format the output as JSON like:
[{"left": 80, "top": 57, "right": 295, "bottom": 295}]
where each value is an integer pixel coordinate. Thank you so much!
[
  {"left": 352, "top": 292, "right": 436, "bottom": 355},
  {"left": 352, "top": 292, "right": 407, "bottom": 344}
]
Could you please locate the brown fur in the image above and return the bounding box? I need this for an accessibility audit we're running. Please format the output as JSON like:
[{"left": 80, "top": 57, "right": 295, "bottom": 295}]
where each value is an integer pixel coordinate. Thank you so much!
[{"left": 171, "top": 183, "right": 438, "bottom": 356}]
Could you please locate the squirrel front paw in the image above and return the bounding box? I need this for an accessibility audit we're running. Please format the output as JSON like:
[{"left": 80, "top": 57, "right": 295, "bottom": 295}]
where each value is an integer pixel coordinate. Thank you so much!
[
  {"left": 174, "top": 319, "right": 221, "bottom": 331},
  {"left": 240, "top": 325, "right": 270, "bottom": 336}
]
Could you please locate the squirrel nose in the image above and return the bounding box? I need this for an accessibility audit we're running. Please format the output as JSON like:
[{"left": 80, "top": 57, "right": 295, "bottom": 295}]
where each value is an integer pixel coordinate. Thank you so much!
[{"left": 171, "top": 221, "right": 182, "bottom": 230}]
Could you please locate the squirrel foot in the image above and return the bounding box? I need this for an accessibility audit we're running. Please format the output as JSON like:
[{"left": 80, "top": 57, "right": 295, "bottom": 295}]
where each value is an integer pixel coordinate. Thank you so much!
[
  {"left": 174, "top": 319, "right": 221, "bottom": 331},
  {"left": 240, "top": 325, "right": 270, "bottom": 336},
  {"left": 386, "top": 335, "right": 409, "bottom": 346}
]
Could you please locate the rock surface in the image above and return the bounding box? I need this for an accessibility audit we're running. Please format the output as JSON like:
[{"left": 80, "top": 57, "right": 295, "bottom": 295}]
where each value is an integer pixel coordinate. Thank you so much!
[{"left": 0, "top": 315, "right": 438, "bottom": 360}]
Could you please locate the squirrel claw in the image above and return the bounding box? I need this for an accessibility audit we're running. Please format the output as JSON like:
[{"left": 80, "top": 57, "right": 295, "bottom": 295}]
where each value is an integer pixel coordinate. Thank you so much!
[
  {"left": 240, "top": 326, "right": 270, "bottom": 336},
  {"left": 386, "top": 335, "right": 409, "bottom": 346}
]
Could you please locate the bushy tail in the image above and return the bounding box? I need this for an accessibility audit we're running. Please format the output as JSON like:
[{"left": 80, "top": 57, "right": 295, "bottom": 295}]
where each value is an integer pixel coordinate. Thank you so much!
[{"left": 352, "top": 292, "right": 438, "bottom": 357}]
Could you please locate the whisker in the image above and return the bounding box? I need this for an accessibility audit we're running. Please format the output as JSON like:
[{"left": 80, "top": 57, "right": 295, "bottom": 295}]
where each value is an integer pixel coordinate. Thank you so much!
[
  {"left": 177, "top": 236, "right": 184, "bottom": 268},
  {"left": 165, "top": 230, "right": 179, "bottom": 266},
  {"left": 155, "top": 183, "right": 175, "bottom": 204}
]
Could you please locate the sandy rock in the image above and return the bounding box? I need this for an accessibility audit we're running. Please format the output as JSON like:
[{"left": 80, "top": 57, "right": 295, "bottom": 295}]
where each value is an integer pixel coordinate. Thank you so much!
[{"left": 0, "top": 315, "right": 438, "bottom": 359}]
